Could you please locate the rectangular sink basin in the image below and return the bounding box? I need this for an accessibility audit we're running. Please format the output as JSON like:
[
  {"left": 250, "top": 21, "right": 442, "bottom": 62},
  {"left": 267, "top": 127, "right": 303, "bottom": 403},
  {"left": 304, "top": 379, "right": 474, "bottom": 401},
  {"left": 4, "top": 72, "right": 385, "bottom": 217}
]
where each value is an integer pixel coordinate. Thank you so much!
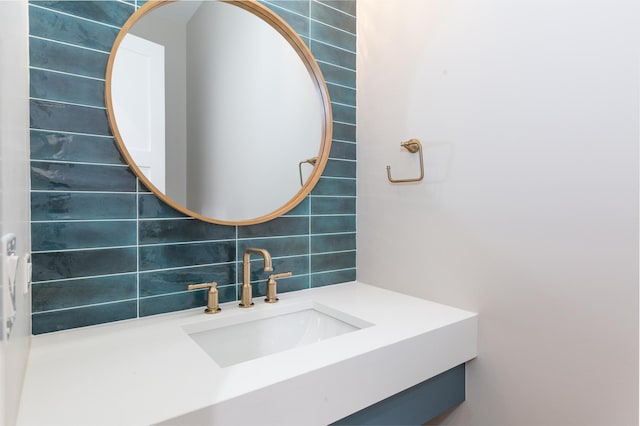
[{"left": 185, "top": 303, "right": 370, "bottom": 367}]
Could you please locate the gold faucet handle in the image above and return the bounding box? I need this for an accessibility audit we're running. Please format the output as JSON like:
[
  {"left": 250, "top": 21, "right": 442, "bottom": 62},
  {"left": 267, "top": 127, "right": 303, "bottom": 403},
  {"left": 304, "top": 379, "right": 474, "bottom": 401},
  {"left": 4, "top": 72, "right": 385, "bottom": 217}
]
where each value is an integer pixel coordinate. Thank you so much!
[
  {"left": 187, "top": 282, "right": 221, "bottom": 314},
  {"left": 269, "top": 272, "right": 293, "bottom": 280},
  {"left": 187, "top": 282, "right": 216, "bottom": 291},
  {"left": 265, "top": 272, "right": 292, "bottom": 303}
]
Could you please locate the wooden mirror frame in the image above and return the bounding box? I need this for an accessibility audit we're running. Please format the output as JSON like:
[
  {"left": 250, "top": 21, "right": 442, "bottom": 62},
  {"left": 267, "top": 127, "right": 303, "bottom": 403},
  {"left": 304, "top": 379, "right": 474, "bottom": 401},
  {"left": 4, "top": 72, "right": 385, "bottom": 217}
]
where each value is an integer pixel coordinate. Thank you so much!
[{"left": 105, "top": 0, "right": 332, "bottom": 226}]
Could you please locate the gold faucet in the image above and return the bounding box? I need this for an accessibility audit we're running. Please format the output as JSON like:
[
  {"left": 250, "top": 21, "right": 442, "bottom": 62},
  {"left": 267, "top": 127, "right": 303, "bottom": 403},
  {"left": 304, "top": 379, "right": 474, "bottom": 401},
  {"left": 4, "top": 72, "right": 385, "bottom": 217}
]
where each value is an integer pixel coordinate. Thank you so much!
[
  {"left": 265, "top": 272, "right": 292, "bottom": 303},
  {"left": 241, "top": 248, "right": 273, "bottom": 308},
  {"left": 186, "top": 281, "right": 221, "bottom": 314}
]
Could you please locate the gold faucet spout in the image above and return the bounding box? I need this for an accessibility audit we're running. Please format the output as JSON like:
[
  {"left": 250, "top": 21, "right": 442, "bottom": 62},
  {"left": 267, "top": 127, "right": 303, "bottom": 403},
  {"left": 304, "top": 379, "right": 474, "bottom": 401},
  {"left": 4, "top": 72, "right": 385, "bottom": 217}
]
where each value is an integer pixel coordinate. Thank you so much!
[{"left": 241, "top": 248, "right": 273, "bottom": 307}]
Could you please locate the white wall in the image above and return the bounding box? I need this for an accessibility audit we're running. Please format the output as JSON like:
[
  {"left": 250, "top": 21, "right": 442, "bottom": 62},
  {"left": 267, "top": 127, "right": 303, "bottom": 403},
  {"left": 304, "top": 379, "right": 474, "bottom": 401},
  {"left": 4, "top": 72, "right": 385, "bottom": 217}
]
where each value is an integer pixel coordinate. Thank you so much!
[
  {"left": 0, "top": 0, "right": 31, "bottom": 424},
  {"left": 357, "top": 1, "right": 638, "bottom": 424},
  {"left": 186, "top": 1, "right": 321, "bottom": 222}
]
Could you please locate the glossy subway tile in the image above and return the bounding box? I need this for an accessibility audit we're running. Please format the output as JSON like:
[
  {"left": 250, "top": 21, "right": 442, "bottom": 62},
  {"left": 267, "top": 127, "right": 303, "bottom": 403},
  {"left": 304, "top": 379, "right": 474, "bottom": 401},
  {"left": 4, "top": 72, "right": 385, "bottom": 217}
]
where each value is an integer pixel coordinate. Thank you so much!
[
  {"left": 331, "top": 102, "right": 356, "bottom": 125},
  {"left": 137, "top": 180, "right": 151, "bottom": 193},
  {"left": 31, "top": 192, "right": 136, "bottom": 221},
  {"left": 237, "top": 236, "right": 309, "bottom": 258},
  {"left": 311, "top": 268, "right": 356, "bottom": 288},
  {"left": 30, "top": 130, "right": 125, "bottom": 165},
  {"left": 32, "top": 247, "right": 137, "bottom": 282},
  {"left": 320, "top": 62, "right": 356, "bottom": 89},
  {"left": 29, "top": 5, "right": 120, "bottom": 52},
  {"left": 139, "top": 219, "right": 235, "bottom": 245},
  {"left": 239, "top": 255, "right": 310, "bottom": 284},
  {"left": 273, "top": 274, "right": 310, "bottom": 294},
  {"left": 32, "top": 274, "right": 137, "bottom": 312},
  {"left": 262, "top": 0, "right": 309, "bottom": 17},
  {"left": 311, "top": 215, "right": 356, "bottom": 234},
  {"left": 32, "top": 1, "right": 134, "bottom": 28},
  {"left": 317, "top": 0, "right": 356, "bottom": 17},
  {"left": 237, "top": 216, "right": 309, "bottom": 239},
  {"left": 283, "top": 197, "right": 310, "bottom": 216},
  {"left": 30, "top": 99, "right": 111, "bottom": 136},
  {"left": 311, "top": 177, "right": 356, "bottom": 197},
  {"left": 311, "top": 251, "right": 356, "bottom": 273},
  {"left": 29, "top": 37, "right": 109, "bottom": 79},
  {"left": 310, "top": 40, "right": 355, "bottom": 70},
  {"left": 30, "top": 68, "right": 105, "bottom": 108},
  {"left": 244, "top": 273, "right": 309, "bottom": 299},
  {"left": 310, "top": 20, "right": 355, "bottom": 52},
  {"left": 333, "top": 123, "right": 356, "bottom": 142},
  {"left": 31, "top": 161, "right": 137, "bottom": 192},
  {"left": 311, "top": 196, "right": 356, "bottom": 215},
  {"left": 326, "top": 84, "right": 356, "bottom": 109},
  {"left": 329, "top": 140, "right": 356, "bottom": 161},
  {"left": 138, "top": 194, "right": 188, "bottom": 219},
  {"left": 311, "top": 233, "right": 356, "bottom": 253},
  {"left": 323, "top": 159, "right": 356, "bottom": 178},
  {"left": 260, "top": 1, "right": 309, "bottom": 37},
  {"left": 139, "top": 263, "right": 236, "bottom": 297},
  {"left": 138, "top": 241, "right": 236, "bottom": 272},
  {"left": 139, "top": 285, "right": 237, "bottom": 317},
  {"left": 311, "top": 1, "right": 356, "bottom": 34},
  {"left": 32, "top": 300, "right": 137, "bottom": 334},
  {"left": 32, "top": 220, "right": 136, "bottom": 251}
]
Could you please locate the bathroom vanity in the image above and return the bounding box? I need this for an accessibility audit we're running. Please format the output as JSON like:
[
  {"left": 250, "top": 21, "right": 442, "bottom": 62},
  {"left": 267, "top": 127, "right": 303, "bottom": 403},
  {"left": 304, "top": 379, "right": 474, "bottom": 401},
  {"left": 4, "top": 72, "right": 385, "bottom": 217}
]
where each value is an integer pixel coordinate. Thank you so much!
[{"left": 17, "top": 282, "right": 477, "bottom": 425}]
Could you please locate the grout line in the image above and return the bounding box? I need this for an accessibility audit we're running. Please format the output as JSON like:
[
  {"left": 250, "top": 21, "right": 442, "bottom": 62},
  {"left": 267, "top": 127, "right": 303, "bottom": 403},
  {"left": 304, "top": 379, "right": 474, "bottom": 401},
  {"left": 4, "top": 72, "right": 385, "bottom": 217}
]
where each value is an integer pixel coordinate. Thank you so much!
[
  {"left": 30, "top": 96, "right": 106, "bottom": 110},
  {"left": 138, "top": 261, "right": 236, "bottom": 275},
  {"left": 32, "top": 271, "right": 137, "bottom": 285},
  {"left": 309, "top": 195, "right": 356, "bottom": 198},
  {"left": 312, "top": 38, "right": 356, "bottom": 56},
  {"left": 319, "top": 176, "right": 356, "bottom": 181},
  {"left": 332, "top": 139, "right": 356, "bottom": 145},
  {"left": 33, "top": 297, "right": 138, "bottom": 315},
  {"left": 311, "top": 249, "right": 356, "bottom": 256},
  {"left": 32, "top": 218, "right": 137, "bottom": 224},
  {"left": 327, "top": 81, "right": 356, "bottom": 92},
  {"left": 30, "top": 190, "right": 138, "bottom": 195},
  {"left": 32, "top": 245, "right": 138, "bottom": 254},
  {"left": 29, "top": 35, "right": 112, "bottom": 55},
  {"left": 333, "top": 120, "right": 356, "bottom": 127},
  {"left": 328, "top": 157, "right": 356, "bottom": 163},
  {"left": 30, "top": 159, "right": 128, "bottom": 167},
  {"left": 137, "top": 216, "right": 192, "bottom": 222},
  {"left": 331, "top": 101, "right": 356, "bottom": 109},
  {"left": 319, "top": 60, "right": 357, "bottom": 74},
  {"left": 29, "top": 66, "right": 106, "bottom": 82},
  {"left": 310, "top": 15, "right": 357, "bottom": 37},
  {"left": 137, "top": 238, "right": 237, "bottom": 248},
  {"left": 310, "top": 267, "right": 357, "bottom": 276},
  {"left": 30, "top": 128, "right": 114, "bottom": 139}
]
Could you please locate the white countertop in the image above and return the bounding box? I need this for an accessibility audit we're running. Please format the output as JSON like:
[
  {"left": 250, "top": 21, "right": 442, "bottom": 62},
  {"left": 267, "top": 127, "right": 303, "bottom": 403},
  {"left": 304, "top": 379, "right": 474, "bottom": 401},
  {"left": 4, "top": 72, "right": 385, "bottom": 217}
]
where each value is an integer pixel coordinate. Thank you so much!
[{"left": 17, "top": 282, "right": 478, "bottom": 425}]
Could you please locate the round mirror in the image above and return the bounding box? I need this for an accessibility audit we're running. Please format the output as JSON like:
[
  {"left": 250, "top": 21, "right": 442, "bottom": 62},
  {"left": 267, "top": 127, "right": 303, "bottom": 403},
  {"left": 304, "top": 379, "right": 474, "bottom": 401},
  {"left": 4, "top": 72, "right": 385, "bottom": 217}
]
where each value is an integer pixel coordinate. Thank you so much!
[{"left": 106, "top": 0, "right": 332, "bottom": 225}]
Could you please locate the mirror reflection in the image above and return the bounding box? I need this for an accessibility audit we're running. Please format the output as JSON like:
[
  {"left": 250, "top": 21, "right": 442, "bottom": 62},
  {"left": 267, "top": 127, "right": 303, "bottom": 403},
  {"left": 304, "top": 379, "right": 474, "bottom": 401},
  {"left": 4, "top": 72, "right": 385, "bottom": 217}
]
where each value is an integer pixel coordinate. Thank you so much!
[{"left": 108, "top": 0, "right": 331, "bottom": 224}]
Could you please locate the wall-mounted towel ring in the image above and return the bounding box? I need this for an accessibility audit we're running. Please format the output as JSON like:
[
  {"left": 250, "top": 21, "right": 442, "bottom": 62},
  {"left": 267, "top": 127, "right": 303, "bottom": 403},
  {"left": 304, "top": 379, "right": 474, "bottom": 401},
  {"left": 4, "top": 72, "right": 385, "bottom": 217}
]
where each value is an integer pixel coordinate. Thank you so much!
[{"left": 386, "top": 139, "right": 424, "bottom": 183}]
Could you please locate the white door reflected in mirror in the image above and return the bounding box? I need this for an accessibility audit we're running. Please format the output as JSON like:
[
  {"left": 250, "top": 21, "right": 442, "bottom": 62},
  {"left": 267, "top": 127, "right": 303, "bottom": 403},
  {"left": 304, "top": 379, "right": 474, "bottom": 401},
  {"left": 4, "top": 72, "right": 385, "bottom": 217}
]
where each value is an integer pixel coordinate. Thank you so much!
[{"left": 111, "top": 33, "right": 166, "bottom": 192}]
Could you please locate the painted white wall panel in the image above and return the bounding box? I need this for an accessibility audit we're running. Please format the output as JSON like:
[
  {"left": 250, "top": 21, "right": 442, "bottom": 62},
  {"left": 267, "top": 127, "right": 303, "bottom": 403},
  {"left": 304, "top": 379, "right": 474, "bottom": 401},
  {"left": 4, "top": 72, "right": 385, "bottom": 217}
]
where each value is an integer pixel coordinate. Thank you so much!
[
  {"left": 0, "top": 0, "right": 31, "bottom": 424},
  {"left": 357, "top": 1, "right": 639, "bottom": 424}
]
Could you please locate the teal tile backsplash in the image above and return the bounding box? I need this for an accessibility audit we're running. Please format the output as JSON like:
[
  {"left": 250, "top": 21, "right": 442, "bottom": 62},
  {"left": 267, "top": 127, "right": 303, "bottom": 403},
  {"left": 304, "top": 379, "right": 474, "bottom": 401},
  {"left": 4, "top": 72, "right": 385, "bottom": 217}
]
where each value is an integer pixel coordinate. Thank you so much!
[{"left": 29, "top": 0, "right": 357, "bottom": 334}]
